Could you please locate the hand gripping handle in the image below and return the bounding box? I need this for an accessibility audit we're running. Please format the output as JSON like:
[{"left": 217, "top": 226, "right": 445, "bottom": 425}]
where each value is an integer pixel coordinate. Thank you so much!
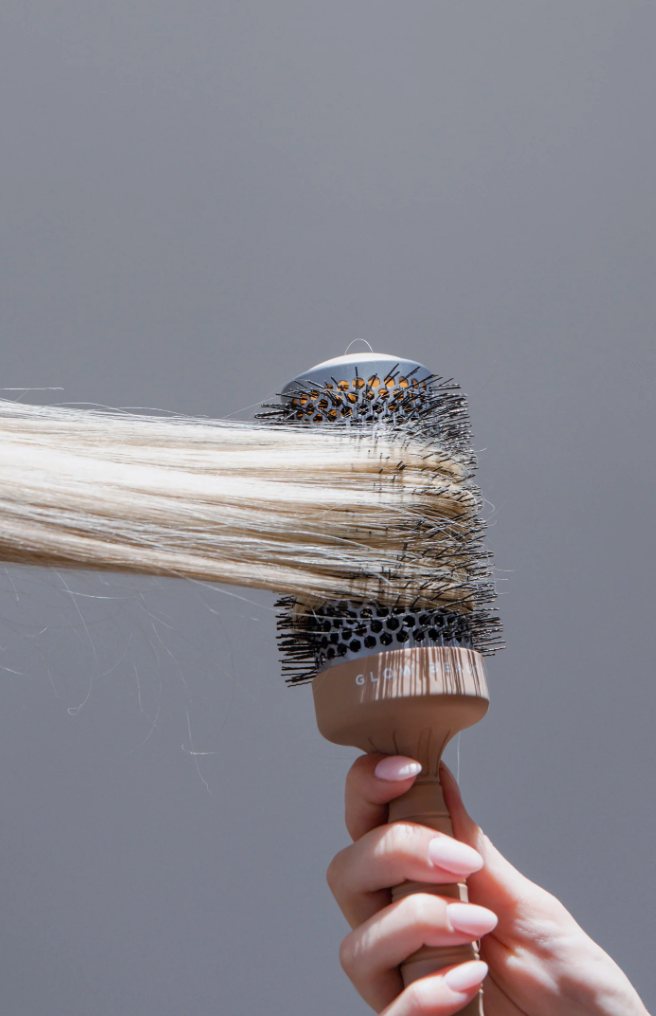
[
  {"left": 388, "top": 776, "right": 484, "bottom": 1016},
  {"left": 311, "top": 647, "right": 489, "bottom": 1014}
]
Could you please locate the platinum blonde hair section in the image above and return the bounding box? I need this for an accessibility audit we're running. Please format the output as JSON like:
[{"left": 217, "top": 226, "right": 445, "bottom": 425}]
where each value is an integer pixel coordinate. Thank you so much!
[{"left": 0, "top": 399, "right": 485, "bottom": 612}]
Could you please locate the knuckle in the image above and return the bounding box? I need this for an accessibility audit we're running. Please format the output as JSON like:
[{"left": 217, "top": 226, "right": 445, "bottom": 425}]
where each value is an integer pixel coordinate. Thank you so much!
[
  {"left": 338, "top": 931, "right": 357, "bottom": 977},
  {"left": 404, "top": 892, "right": 442, "bottom": 929},
  {"left": 345, "top": 753, "right": 375, "bottom": 791},
  {"left": 379, "top": 821, "right": 424, "bottom": 859},
  {"left": 325, "top": 859, "right": 338, "bottom": 894},
  {"left": 325, "top": 847, "right": 347, "bottom": 894},
  {"left": 351, "top": 752, "right": 376, "bottom": 776}
]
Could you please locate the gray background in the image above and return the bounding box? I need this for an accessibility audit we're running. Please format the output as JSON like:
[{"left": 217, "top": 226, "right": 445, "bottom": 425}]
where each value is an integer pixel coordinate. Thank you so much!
[{"left": 0, "top": 2, "right": 654, "bottom": 1014}]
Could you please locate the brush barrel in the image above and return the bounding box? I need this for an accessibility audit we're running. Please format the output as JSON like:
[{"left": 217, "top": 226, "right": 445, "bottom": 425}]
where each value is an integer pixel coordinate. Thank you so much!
[{"left": 312, "top": 646, "right": 488, "bottom": 1016}]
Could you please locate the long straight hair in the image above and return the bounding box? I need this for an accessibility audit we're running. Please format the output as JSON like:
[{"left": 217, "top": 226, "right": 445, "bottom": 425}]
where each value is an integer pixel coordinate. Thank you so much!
[{"left": 0, "top": 399, "right": 482, "bottom": 610}]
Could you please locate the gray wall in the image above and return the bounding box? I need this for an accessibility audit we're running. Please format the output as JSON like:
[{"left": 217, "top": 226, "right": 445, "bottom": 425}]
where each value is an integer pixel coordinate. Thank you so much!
[{"left": 1, "top": 3, "right": 654, "bottom": 1013}]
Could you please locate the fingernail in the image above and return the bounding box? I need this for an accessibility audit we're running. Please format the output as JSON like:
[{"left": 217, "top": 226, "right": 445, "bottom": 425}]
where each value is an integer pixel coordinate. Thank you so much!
[
  {"left": 443, "top": 960, "right": 488, "bottom": 993},
  {"left": 374, "top": 757, "right": 422, "bottom": 781},
  {"left": 447, "top": 903, "right": 498, "bottom": 936},
  {"left": 428, "top": 836, "right": 483, "bottom": 875}
]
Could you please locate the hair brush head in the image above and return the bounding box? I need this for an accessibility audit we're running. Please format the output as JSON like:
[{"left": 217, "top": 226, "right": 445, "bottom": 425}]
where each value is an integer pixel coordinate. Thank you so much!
[
  {"left": 260, "top": 351, "right": 502, "bottom": 685},
  {"left": 261, "top": 351, "right": 474, "bottom": 452}
]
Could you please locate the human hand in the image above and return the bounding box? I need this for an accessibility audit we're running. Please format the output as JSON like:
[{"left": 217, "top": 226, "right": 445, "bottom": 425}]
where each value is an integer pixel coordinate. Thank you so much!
[{"left": 327, "top": 755, "right": 649, "bottom": 1016}]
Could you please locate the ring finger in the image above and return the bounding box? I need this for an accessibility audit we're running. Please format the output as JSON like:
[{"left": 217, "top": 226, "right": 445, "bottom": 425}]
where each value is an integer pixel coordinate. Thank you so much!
[{"left": 340, "top": 893, "right": 497, "bottom": 1012}]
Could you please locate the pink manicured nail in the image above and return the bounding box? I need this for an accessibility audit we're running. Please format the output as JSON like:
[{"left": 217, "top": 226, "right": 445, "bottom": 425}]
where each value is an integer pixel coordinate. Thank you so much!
[
  {"left": 374, "top": 757, "right": 422, "bottom": 781},
  {"left": 446, "top": 903, "right": 498, "bottom": 936},
  {"left": 443, "top": 960, "right": 488, "bottom": 993},
  {"left": 428, "top": 836, "right": 483, "bottom": 875}
]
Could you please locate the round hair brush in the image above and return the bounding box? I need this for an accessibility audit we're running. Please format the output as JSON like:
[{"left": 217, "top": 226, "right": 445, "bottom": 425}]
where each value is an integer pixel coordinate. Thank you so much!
[{"left": 260, "top": 352, "right": 501, "bottom": 1015}]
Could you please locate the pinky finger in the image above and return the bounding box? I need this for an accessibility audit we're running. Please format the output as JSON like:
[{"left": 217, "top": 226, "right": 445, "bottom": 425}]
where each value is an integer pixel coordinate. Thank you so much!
[{"left": 380, "top": 961, "right": 488, "bottom": 1016}]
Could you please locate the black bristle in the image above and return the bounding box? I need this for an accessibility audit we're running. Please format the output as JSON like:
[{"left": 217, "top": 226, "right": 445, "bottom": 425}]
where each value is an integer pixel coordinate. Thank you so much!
[
  {"left": 258, "top": 372, "right": 474, "bottom": 462},
  {"left": 276, "top": 598, "right": 503, "bottom": 685},
  {"left": 261, "top": 364, "right": 503, "bottom": 684}
]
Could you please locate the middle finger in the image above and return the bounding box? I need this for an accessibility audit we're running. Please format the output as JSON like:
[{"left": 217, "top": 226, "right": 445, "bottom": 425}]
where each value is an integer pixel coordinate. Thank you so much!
[{"left": 327, "top": 822, "right": 483, "bottom": 928}]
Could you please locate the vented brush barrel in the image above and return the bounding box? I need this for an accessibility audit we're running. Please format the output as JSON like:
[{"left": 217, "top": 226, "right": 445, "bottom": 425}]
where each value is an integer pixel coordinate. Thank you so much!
[{"left": 271, "top": 351, "right": 498, "bottom": 1014}]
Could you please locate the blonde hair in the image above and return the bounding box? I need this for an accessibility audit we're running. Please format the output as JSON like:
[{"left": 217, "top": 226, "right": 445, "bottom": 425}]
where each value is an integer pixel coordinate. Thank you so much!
[{"left": 0, "top": 398, "right": 483, "bottom": 611}]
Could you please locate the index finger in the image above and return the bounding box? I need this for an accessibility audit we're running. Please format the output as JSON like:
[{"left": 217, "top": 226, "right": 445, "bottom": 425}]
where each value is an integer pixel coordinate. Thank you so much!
[{"left": 345, "top": 754, "right": 422, "bottom": 841}]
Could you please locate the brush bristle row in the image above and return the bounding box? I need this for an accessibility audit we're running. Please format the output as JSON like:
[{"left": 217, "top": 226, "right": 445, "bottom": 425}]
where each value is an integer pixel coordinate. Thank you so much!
[
  {"left": 259, "top": 366, "right": 473, "bottom": 460},
  {"left": 262, "top": 366, "right": 502, "bottom": 685}
]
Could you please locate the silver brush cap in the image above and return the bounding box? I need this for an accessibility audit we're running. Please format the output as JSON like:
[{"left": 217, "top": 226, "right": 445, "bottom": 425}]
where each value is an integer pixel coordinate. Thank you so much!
[
  {"left": 282, "top": 351, "right": 431, "bottom": 395},
  {"left": 279, "top": 351, "right": 435, "bottom": 428}
]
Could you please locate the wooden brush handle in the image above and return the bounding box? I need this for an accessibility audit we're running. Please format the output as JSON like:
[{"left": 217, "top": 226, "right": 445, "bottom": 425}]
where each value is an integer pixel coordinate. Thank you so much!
[
  {"left": 311, "top": 647, "right": 490, "bottom": 1015},
  {"left": 388, "top": 776, "right": 484, "bottom": 1015}
]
